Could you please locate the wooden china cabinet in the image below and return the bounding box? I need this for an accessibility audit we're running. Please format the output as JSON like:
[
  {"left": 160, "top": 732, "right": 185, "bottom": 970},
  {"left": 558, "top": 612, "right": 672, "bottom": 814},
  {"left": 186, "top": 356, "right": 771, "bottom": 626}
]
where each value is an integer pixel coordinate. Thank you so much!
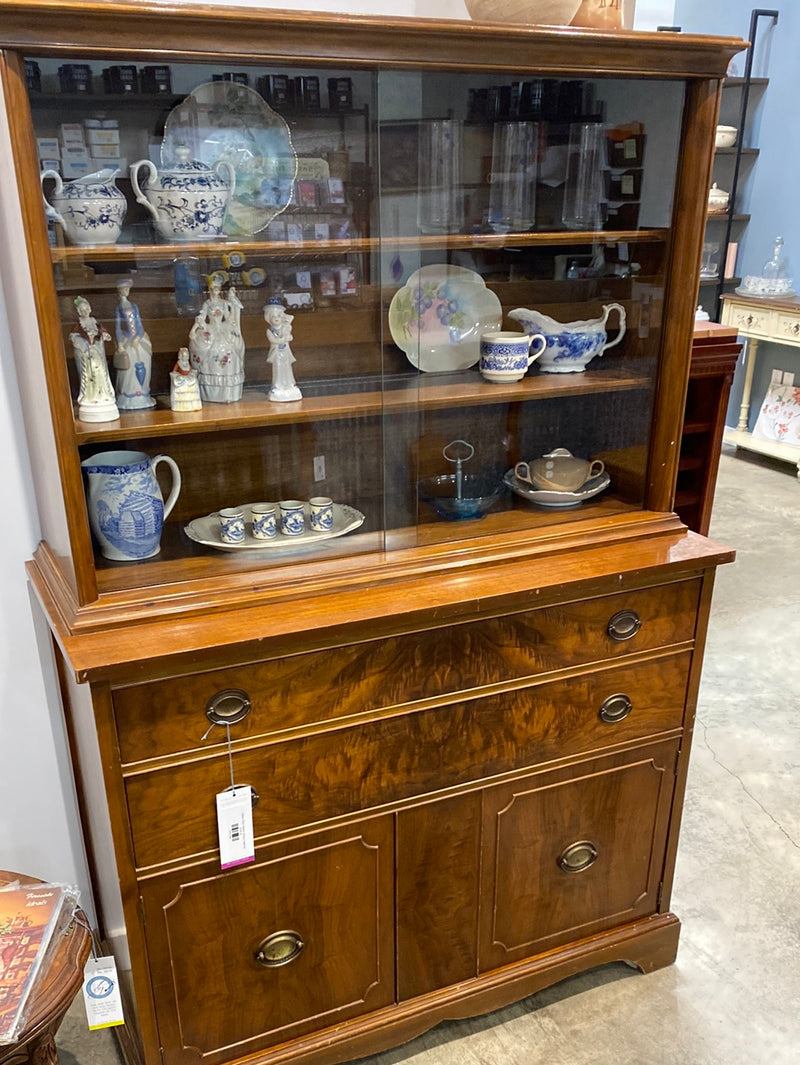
[{"left": 0, "top": 6, "right": 741, "bottom": 1065}]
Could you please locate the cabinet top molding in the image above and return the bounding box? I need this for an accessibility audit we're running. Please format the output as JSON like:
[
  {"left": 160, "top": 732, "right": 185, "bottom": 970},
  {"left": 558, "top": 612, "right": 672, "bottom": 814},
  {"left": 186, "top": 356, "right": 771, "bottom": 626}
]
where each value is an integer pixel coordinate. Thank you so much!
[{"left": 0, "top": 2, "right": 745, "bottom": 79}]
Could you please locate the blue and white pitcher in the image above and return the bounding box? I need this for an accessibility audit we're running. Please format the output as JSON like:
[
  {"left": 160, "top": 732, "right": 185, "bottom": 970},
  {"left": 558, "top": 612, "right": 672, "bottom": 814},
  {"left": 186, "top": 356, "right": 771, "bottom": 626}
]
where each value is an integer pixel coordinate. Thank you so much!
[
  {"left": 81, "top": 450, "right": 181, "bottom": 561},
  {"left": 41, "top": 168, "right": 127, "bottom": 246}
]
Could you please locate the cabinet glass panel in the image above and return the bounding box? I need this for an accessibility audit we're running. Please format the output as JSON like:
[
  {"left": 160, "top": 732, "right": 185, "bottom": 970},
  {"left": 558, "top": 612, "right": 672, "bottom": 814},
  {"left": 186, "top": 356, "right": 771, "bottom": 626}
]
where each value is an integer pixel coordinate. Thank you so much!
[
  {"left": 376, "top": 70, "right": 683, "bottom": 550},
  {"left": 26, "top": 53, "right": 683, "bottom": 591}
]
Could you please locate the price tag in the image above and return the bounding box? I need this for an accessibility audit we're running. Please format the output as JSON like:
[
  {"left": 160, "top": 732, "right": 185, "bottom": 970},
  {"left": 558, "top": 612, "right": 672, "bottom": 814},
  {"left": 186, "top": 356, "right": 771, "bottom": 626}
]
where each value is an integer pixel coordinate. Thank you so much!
[
  {"left": 82, "top": 955, "right": 124, "bottom": 1030},
  {"left": 216, "top": 786, "right": 255, "bottom": 869}
]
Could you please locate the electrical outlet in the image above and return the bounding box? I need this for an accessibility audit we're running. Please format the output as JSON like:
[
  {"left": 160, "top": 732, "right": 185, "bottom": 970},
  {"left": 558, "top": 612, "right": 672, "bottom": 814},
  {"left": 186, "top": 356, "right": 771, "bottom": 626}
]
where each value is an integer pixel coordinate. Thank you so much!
[{"left": 313, "top": 455, "right": 326, "bottom": 481}]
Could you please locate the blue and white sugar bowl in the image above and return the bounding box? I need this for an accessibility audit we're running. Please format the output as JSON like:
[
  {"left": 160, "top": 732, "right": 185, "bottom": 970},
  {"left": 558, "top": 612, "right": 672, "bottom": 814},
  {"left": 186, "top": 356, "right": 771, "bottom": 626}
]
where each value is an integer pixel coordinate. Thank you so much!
[
  {"left": 130, "top": 144, "right": 235, "bottom": 242},
  {"left": 509, "top": 303, "right": 626, "bottom": 373}
]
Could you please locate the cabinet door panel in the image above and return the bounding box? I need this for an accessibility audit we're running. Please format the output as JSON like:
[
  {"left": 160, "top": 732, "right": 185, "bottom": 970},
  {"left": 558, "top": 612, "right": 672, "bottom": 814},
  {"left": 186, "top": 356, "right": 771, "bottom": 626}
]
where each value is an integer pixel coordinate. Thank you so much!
[
  {"left": 113, "top": 580, "right": 700, "bottom": 765},
  {"left": 397, "top": 792, "right": 481, "bottom": 1000},
  {"left": 139, "top": 818, "right": 395, "bottom": 1065},
  {"left": 479, "top": 740, "right": 678, "bottom": 971},
  {"left": 125, "top": 653, "right": 689, "bottom": 867}
]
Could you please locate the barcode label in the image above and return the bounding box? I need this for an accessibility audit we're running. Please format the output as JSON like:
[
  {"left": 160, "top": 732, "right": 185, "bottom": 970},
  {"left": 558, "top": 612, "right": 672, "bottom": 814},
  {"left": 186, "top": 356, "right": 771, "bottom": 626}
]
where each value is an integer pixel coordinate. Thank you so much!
[{"left": 216, "top": 787, "right": 255, "bottom": 869}]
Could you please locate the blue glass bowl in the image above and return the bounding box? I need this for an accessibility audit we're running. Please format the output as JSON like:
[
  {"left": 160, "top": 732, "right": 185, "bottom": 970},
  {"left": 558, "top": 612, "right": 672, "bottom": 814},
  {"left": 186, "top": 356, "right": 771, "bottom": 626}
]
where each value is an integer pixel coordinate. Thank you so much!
[{"left": 418, "top": 473, "right": 504, "bottom": 520}]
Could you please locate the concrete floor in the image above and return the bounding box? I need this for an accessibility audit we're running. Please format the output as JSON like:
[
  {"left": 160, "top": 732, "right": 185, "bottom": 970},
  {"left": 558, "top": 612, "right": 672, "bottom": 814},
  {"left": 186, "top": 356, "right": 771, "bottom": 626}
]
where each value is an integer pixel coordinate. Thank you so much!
[{"left": 55, "top": 445, "right": 800, "bottom": 1065}]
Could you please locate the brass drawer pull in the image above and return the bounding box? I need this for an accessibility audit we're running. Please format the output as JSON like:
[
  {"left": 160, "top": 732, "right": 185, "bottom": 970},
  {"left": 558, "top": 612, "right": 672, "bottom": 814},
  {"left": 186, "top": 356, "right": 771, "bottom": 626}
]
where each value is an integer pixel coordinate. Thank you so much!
[
  {"left": 206, "top": 688, "right": 252, "bottom": 726},
  {"left": 254, "top": 930, "right": 305, "bottom": 968},
  {"left": 606, "top": 609, "right": 642, "bottom": 641},
  {"left": 598, "top": 692, "right": 633, "bottom": 723},
  {"left": 557, "top": 841, "right": 598, "bottom": 873}
]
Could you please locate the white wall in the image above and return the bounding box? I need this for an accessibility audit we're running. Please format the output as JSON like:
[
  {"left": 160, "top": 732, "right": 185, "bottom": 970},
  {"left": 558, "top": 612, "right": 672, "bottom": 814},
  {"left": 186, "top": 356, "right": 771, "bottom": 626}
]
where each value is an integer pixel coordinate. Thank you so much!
[{"left": 0, "top": 0, "right": 679, "bottom": 920}]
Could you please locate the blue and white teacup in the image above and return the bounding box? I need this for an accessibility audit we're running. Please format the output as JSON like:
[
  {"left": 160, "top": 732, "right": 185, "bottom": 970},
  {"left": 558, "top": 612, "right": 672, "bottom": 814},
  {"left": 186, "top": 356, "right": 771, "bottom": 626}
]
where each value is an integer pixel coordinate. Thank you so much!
[
  {"left": 479, "top": 330, "right": 546, "bottom": 383},
  {"left": 309, "top": 496, "right": 334, "bottom": 533},
  {"left": 219, "top": 506, "right": 245, "bottom": 544},
  {"left": 279, "top": 499, "right": 306, "bottom": 536},
  {"left": 251, "top": 502, "right": 277, "bottom": 540}
]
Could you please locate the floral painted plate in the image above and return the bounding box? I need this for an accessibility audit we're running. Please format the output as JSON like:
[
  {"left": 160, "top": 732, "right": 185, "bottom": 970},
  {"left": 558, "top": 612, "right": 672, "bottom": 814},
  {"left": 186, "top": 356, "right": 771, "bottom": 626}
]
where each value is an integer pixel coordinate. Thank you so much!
[
  {"left": 388, "top": 265, "right": 502, "bottom": 372},
  {"left": 162, "top": 81, "right": 297, "bottom": 237},
  {"left": 184, "top": 502, "right": 365, "bottom": 551}
]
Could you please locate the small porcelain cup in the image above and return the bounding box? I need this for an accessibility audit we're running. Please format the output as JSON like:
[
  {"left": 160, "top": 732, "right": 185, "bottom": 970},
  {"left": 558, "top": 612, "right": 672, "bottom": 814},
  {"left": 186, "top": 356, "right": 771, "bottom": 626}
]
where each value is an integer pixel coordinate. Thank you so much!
[
  {"left": 479, "top": 331, "right": 546, "bottom": 383},
  {"left": 219, "top": 506, "right": 246, "bottom": 544},
  {"left": 309, "top": 496, "right": 334, "bottom": 532},
  {"left": 279, "top": 499, "right": 306, "bottom": 536},
  {"left": 251, "top": 502, "right": 277, "bottom": 540},
  {"left": 515, "top": 449, "right": 605, "bottom": 492}
]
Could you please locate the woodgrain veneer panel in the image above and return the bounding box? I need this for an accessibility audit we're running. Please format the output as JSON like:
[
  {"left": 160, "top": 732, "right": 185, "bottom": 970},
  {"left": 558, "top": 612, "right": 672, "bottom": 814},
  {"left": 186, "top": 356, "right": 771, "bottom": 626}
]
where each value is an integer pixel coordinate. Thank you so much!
[
  {"left": 397, "top": 793, "right": 482, "bottom": 1000},
  {"left": 479, "top": 740, "right": 678, "bottom": 969},
  {"left": 114, "top": 580, "right": 700, "bottom": 765},
  {"left": 124, "top": 652, "right": 691, "bottom": 867},
  {"left": 140, "top": 819, "right": 395, "bottom": 1063}
]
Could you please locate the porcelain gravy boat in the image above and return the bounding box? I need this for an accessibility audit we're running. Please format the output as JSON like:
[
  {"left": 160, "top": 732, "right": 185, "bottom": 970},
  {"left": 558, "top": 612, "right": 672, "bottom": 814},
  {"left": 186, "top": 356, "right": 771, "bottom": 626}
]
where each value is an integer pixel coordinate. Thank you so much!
[{"left": 508, "top": 303, "right": 626, "bottom": 373}]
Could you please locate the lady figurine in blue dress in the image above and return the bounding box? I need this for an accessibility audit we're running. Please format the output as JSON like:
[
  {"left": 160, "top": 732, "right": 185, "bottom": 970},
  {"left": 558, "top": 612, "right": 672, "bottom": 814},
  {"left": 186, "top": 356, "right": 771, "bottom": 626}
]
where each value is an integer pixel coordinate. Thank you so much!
[{"left": 114, "top": 277, "right": 156, "bottom": 409}]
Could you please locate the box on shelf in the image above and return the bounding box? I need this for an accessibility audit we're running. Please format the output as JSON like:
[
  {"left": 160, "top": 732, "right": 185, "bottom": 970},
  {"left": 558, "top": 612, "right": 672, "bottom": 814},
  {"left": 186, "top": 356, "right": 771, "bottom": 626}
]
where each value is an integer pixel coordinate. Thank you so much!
[
  {"left": 103, "top": 65, "right": 138, "bottom": 93},
  {"left": 90, "top": 156, "right": 127, "bottom": 172},
  {"left": 58, "top": 63, "right": 92, "bottom": 93},
  {"left": 59, "top": 122, "right": 85, "bottom": 146},
  {"left": 140, "top": 65, "right": 172, "bottom": 93},
  {"left": 86, "top": 128, "right": 121, "bottom": 147},
  {"left": 37, "top": 136, "right": 60, "bottom": 158}
]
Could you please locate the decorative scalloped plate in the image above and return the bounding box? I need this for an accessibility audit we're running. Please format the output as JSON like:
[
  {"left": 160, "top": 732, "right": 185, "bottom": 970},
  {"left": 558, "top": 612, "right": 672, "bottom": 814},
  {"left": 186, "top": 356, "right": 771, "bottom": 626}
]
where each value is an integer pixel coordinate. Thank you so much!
[
  {"left": 388, "top": 265, "right": 502, "bottom": 372},
  {"left": 162, "top": 81, "right": 297, "bottom": 237}
]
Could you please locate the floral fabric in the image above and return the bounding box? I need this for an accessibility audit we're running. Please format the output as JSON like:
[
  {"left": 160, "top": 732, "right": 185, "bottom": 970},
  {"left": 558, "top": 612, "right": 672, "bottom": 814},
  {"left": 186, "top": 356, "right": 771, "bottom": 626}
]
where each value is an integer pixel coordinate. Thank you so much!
[{"left": 753, "top": 383, "right": 800, "bottom": 446}]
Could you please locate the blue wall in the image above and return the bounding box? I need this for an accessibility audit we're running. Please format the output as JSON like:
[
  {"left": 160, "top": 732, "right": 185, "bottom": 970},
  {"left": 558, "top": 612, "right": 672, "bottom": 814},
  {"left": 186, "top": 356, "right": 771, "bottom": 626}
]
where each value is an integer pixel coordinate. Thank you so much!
[{"left": 674, "top": 2, "right": 799, "bottom": 429}]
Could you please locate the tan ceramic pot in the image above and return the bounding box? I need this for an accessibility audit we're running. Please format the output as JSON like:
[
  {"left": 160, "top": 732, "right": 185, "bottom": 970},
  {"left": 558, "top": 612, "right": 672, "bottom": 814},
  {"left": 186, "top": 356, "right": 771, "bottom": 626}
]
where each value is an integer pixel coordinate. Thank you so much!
[
  {"left": 465, "top": 0, "right": 582, "bottom": 23},
  {"left": 464, "top": 1, "right": 634, "bottom": 29}
]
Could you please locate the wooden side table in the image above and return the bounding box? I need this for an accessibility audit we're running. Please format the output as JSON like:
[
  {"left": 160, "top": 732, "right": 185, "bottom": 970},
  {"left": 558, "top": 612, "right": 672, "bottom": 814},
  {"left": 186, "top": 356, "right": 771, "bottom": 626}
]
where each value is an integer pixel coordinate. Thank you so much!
[
  {"left": 720, "top": 292, "right": 800, "bottom": 475},
  {"left": 0, "top": 872, "right": 91, "bottom": 1065}
]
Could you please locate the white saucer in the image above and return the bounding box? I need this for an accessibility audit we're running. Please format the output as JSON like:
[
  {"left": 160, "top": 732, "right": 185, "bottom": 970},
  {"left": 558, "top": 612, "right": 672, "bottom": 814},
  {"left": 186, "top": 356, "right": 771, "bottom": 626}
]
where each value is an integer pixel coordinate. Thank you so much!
[{"left": 503, "top": 469, "right": 611, "bottom": 508}]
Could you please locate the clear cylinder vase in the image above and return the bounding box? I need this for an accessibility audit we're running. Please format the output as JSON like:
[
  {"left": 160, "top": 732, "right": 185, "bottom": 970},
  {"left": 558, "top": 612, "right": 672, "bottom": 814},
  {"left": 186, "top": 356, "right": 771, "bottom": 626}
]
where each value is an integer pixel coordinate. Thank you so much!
[
  {"left": 417, "top": 119, "right": 464, "bottom": 234},
  {"left": 561, "top": 121, "right": 604, "bottom": 231},
  {"left": 487, "top": 121, "right": 539, "bottom": 234}
]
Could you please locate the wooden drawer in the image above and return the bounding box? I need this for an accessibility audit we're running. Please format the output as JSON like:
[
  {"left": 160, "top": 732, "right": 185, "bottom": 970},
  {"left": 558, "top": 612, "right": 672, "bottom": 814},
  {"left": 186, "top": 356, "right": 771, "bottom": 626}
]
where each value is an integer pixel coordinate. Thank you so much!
[
  {"left": 479, "top": 739, "right": 678, "bottom": 970},
  {"left": 139, "top": 817, "right": 395, "bottom": 1065},
  {"left": 125, "top": 652, "right": 691, "bottom": 868},
  {"left": 776, "top": 313, "right": 800, "bottom": 344},
  {"left": 114, "top": 579, "right": 700, "bottom": 765}
]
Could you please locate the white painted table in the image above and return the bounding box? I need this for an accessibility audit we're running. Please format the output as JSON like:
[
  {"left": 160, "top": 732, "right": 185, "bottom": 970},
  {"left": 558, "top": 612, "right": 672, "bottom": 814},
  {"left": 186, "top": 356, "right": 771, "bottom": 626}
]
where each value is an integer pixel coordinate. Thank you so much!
[{"left": 720, "top": 292, "right": 800, "bottom": 476}]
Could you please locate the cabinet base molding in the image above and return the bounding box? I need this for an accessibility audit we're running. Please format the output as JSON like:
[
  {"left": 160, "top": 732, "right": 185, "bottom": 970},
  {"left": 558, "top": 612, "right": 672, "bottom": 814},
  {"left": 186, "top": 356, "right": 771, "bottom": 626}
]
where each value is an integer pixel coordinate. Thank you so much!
[{"left": 115, "top": 914, "right": 679, "bottom": 1065}]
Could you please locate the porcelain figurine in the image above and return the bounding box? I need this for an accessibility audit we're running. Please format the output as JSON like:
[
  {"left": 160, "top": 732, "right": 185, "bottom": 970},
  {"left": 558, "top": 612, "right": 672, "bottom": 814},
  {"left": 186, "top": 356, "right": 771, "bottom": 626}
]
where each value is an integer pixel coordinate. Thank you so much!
[
  {"left": 170, "top": 347, "right": 203, "bottom": 412},
  {"left": 114, "top": 278, "right": 156, "bottom": 410},
  {"left": 69, "top": 297, "right": 120, "bottom": 422},
  {"left": 188, "top": 278, "right": 246, "bottom": 402},
  {"left": 130, "top": 144, "right": 235, "bottom": 242},
  {"left": 80, "top": 449, "right": 181, "bottom": 561},
  {"left": 508, "top": 303, "right": 626, "bottom": 373},
  {"left": 41, "top": 168, "right": 127, "bottom": 246},
  {"left": 264, "top": 298, "right": 301, "bottom": 402}
]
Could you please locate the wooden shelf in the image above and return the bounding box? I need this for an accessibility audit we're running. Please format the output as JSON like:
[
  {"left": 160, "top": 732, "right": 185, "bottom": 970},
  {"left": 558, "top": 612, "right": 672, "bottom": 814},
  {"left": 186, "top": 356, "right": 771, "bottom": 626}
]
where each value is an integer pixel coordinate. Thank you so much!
[
  {"left": 74, "top": 366, "right": 652, "bottom": 443},
  {"left": 50, "top": 228, "right": 669, "bottom": 264}
]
